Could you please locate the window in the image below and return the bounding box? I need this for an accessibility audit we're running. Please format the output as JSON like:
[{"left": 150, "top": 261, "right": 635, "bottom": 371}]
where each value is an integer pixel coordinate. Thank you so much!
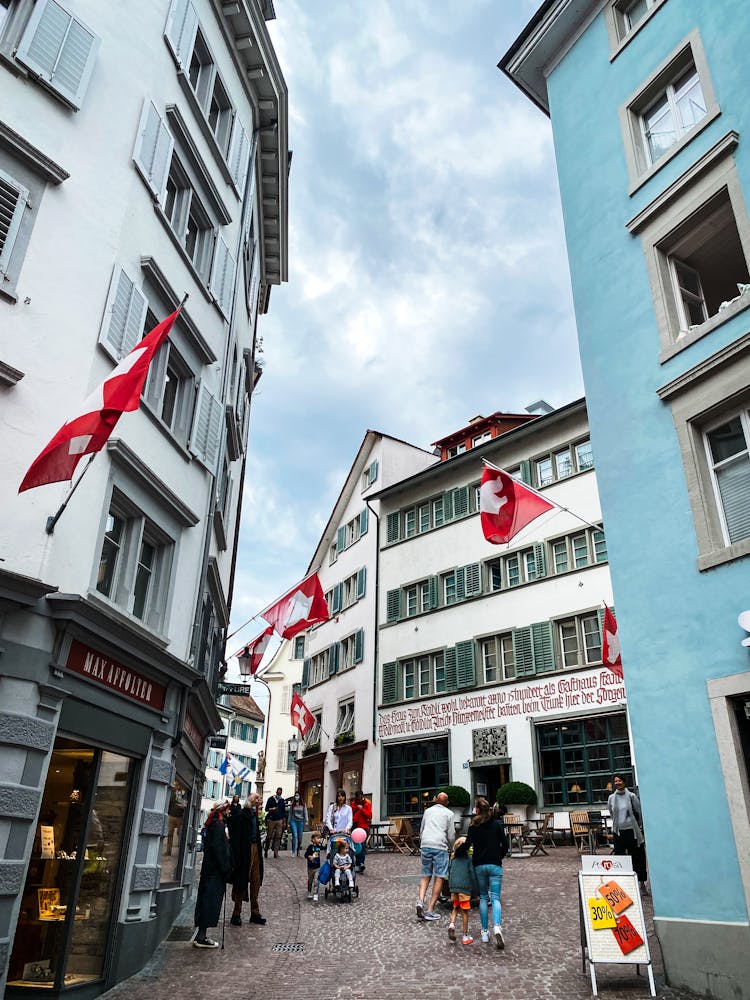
[
  {"left": 447, "top": 442, "right": 467, "bottom": 458},
  {"left": 606, "top": 0, "right": 669, "bottom": 52},
  {"left": 384, "top": 738, "right": 449, "bottom": 817},
  {"left": 473, "top": 430, "right": 491, "bottom": 446},
  {"left": 335, "top": 700, "right": 354, "bottom": 738},
  {"left": 619, "top": 32, "right": 719, "bottom": 188},
  {"left": 407, "top": 652, "right": 447, "bottom": 698},
  {"left": 362, "top": 459, "right": 378, "bottom": 489},
  {"left": 480, "top": 634, "right": 515, "bottom": 684},
  {"left": 485, "top": 544, "right": 546, "bottom": 589},
  {"left": 402, "top": 660, "right": 415, "bottom": 700},
  {"left": 163, "top": 158, "right": 214, "bottom": 281},
  {"left": 558, "top": 613, "right": 603, "bottom": 668},
  {"left": 142, "top": 310, "right": 195, "bottom": 446},
  {"left": 95, "top": 492, "right": 173, "bottom": 630},
  {"left": 293, "top": 635, "right": 305, "bottom": 659},
  {"left": 340, "top": 630, "right": 364, "bottom": 670},
  {"left": 621, "top": 0, "right": 655, "bottom": 32},
  {"left": 8, "top": 0, "right": 100, "bottom": 110},
  {"left": 303, "top": 711, "right": 322, "bottom": 749},
  {"left": 537, "top": 713, "right": 632, "bottom": 806},
  {"left": 631, "top": 140, "right": 750, "bottom": 359},
  {"left": 329, "top": 543, "right": 337, "bottom": 565},
  {"left": 309, "top": 649, "right": 330, "bottom": 686},
  {"left": 705, "top": 412, "right": 750, "bottom": 546},
  {"left": 336, "top": 508, "right": 368, "bottom": 554},
  {"left": 163, "top": 5, "right": 250, "bottom": 190},
  {"left": 534, "top": 439, "right": 594, "bottom": 487}
]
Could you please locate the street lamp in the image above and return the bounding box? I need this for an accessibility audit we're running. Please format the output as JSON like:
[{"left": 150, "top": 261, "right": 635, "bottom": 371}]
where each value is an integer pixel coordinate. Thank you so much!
[{"left": 237, "top": 646, "right": 252, "bottom": 680}]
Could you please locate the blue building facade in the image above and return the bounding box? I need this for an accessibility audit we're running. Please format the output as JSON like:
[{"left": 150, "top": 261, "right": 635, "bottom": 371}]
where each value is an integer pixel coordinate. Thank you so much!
[{"left": 503, "top": 3, "right": 750, "bottom": 998}]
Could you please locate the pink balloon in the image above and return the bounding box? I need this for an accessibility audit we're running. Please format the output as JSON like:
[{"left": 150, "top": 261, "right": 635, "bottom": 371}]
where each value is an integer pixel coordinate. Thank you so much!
[{"left": 351, "top": 827, "right": 367, "bottom": 843}]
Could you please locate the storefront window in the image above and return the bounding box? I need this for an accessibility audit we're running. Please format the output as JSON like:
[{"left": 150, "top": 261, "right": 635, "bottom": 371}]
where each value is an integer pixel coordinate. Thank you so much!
[
  {"left": 304, "top": 780, "right": 322, "bottom": 826},
  {"left": 160, "top": 776, "right": 190, "bottom": 884},
  {"left": 537, "top": 712, "right": 632, "bottom": 806},
  {"left": 8, "top": 738, "right": 133, "bottom": 990},
  {"left": 384, "top": 739, "right": 449, "bottom": 817}
]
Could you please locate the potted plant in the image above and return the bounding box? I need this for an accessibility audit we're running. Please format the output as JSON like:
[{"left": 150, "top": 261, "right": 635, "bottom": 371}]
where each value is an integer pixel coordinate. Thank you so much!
[
  {"left": 302, "top": 741, "right": 320, "bottom": 756},
  {"left": 496, "top": 781, "right": 537, "bottom": 820},
  {"left": 334, "top": 730, "right": 355, "bottom": 746},
  {"left": 439, "top": 785, "right": 471, "bottom": 834}
]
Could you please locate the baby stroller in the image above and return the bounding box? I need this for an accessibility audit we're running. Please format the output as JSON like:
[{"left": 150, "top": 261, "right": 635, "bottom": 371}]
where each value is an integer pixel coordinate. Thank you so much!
[{"left": 322, "top": 833, "right": 360, "bottom": 903}]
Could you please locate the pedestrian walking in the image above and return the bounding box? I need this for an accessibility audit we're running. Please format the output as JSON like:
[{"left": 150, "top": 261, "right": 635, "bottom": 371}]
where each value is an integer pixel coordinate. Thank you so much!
[
  {"left": 465, "top": 797, "right": 509, "bottom": 949},
  {"left": 228, "top": 792, "right": 242, "bottom": 817},
  {"left": 193, "top": 802, "right": 232, "bottom": 948},
  {"left": 416, "top": 791, "right": 454, "bottom": 921},
  {"left": 228, "top": 792, "right": 267, "bottom": 926},
  {"left": 607, "top": 773, "right": 649, "bottom": 893},
  {"left": 447, "top": 837, "right": 479, "bottom": 946},
  {"left": 264, "top": 787, "right": 287, "bottom": 859},
  {"left": 288, "top": 791, "right": 308, "bottom": 857},
  {"left": 351, "top": 790, "right": 372, "bottom": 873},
  {"left": 324, "top": 789, "right": 352, "bottom": 850},
  {"left": 305, "top": 831, "right": 323, "bottom": 900}
]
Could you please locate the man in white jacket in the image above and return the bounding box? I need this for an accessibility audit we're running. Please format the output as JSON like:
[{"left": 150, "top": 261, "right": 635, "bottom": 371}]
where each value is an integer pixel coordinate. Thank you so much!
[{"left": 417, "top": 792, "right": 454, "bottom": 921}]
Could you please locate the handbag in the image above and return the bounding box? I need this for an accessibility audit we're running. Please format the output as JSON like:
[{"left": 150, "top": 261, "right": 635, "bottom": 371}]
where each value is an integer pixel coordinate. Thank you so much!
[{"left": 317, "top": 860, "right": 331, "bottom": 885}]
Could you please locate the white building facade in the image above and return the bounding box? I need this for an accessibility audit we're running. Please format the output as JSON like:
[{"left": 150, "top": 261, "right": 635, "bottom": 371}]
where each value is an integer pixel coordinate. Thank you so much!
[
  {"left": 374, "top": 400, "right": 632, "bottom": 823},
  {"left": 0, "top": 0, "right": 287, "bottom": 994}
]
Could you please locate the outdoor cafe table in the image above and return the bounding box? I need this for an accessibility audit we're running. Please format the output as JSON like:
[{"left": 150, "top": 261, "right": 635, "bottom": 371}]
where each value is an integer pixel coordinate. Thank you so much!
[
  {"left": 504, "top": 821, "right": 530, "bottom": 858},
  {"left": 367, "top": 822, "right": 390, "bottom": 851},
  {"left": 578, "top": 819, "right": 605, "bottom": 855}
]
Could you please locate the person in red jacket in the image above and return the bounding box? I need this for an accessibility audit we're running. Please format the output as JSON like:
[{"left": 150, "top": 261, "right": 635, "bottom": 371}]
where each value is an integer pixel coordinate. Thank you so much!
[{"left": 351, "top": 790, "right": 372, "bottom": 873}]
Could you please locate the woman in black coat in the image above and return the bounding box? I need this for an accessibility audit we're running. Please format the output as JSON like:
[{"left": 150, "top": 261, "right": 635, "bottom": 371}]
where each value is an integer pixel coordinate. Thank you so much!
[{"left": 193, "top": 803, "right": 232, "bottom": 948}]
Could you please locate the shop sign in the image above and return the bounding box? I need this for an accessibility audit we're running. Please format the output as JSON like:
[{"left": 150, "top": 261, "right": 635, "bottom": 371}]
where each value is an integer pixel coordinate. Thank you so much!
[
  {"left": 66, "top": 640, "right": 166, "bottom": 710},
  {"left": 218, "top": 682, "right": 254, "bottom": 697},
  {"left": 183, "top": 711, "right": 204, "bottom": 752},
  {"left": 377, "top": 668, "right": 625, "bottom": 738}
]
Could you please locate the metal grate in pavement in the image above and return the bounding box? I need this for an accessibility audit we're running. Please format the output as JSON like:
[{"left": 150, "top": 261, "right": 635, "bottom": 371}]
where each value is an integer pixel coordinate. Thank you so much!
[
  {"left": 271, "top": 942, "right": 304, "bottom": 952},
  {"left": 166, "top": 926, "right": 195, "bottom": 942}
]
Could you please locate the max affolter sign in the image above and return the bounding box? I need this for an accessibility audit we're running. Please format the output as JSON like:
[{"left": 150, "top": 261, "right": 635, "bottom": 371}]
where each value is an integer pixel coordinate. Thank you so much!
[{"left": 66, "top": 639, "right": 166, "bottom": 710}]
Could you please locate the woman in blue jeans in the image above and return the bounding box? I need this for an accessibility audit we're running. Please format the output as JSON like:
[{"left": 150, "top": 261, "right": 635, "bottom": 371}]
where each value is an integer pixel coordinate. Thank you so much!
[
  {"left": 465, "top": 798, "right": 509, "bottom": 949},
  {"left": 288, "top": 792, "right": 308, "bottom": 857}
]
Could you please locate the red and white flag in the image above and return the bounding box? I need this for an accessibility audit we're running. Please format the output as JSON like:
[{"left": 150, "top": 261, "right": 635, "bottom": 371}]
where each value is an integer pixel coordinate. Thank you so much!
[
  {"left": 238, "top": 625, "right": 275, "bottom": 677},
  {"left": 261, "top": 572, "right": 329, "bottom": 639},
  {"left": 602, "top": 604, "right": 623, "bottom": 680},
  {"left": 479, "top": 462, "right": 555, "bottom": 544},
  {"left": 19, "top": 308, "right": 181, "bottom": 492},
  {"left": 290, "top": 692, "right": 315, "bottom": 738}
]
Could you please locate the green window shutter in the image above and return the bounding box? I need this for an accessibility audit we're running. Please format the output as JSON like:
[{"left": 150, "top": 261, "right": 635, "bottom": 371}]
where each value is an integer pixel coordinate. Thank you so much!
[
  {"left": 369, "top": 459, "right": 378, "bottom": 484},
  {"left": 386, "top": 512, "right": 400, "bottom": 544},
  {"left": 354, "top": 629, "right": 364, "bottom": 664},
  {"left": 382, "top": 661, "right": 398, "bottom": 704},
  {"left": 329, "top": 643, "right": 339, "bottom": 676},
  {"left": 442, "top": 490, "right": 455, "bottom": 522},
  {"left": 444, "top": 647, "right": 458, "bottom": 692},
  {"left": 336, "top": 526, "right": 346, "bottom": 553},
  {"left": 455, "top": 639, "right": 477, "bottom": 688},
  {"left": 301, "top": 658, "right": 310, "bottom": 689},
  {"left": 428, "top": 576, "right": 439, "bottom": 610},
  {"left": 533, "top": 542, "right": 547, "bottom": 579},
  {"left": 519, "top": 460, "right": 532, "bottom": 485},
  {"left": 464, "top": 563, "right": 481, "bottom": 597},
  {"left": 359, "top": 507, "right": 369, "bottom": 536},
  {"left": 452, "top": 485, "right": 469, "bottom": 519},
  {"left": 455, "top": 567, "right": 466, "bottom": 601},
  {"left": 356, "top": 567, "right": 366, "bottom": 599},
  {"left": 331, "top": 583, "right": 342, "bottom": 614},
  {"left": 386, "top": 589, "right": 401, "bottom": 623},
  {"left": 512, "top": 626, "right": 535, "bottom": 677},
  {"left": 531, "top": 620, "right": 555, "bottom": 673}
]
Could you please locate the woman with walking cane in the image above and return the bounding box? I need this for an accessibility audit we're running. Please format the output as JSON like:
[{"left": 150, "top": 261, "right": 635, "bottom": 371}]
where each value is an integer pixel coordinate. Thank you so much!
[{"left": 193, "top": 802, "right": 232, "bottom": 948}]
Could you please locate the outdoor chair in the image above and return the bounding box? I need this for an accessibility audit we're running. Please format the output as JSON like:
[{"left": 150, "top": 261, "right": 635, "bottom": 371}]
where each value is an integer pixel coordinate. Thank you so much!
[
  {"left": 570, "top": 811, "right": 590, "bottom": 853},
  {"left": 526, "top": 812, "right": 556, "bottom": 855},
  {"left": 384, "top": 817, "right": 412, "bottom": 854}
]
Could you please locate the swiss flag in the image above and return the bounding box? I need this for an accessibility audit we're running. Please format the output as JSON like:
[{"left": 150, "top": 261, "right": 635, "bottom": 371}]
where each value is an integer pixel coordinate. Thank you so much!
[
  {"left": 261, "top": 572, "right": 330, "bottom": 639},
  {"left": 238, "top": 625, "right": 275, "bottom": 676},
  {"left": 290, "top": 692, "right": 316, "bottom": 738},
  {"left": 602, "top": 604, "right": 624, "bottom": 680},
  {"left": 19, "top": 308, "right": 180, "bottom": 492},
  {"left": 479, "top": 462, "right": 555, "bottom": 544}
]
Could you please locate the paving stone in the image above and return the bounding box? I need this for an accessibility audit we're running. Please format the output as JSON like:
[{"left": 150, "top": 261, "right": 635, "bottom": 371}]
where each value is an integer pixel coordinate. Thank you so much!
[{"left": 101, "top": 847, "right": 703, "bottom": 1000}]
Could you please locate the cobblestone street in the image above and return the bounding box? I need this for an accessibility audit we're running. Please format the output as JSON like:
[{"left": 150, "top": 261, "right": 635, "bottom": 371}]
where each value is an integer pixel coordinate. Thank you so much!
[{"left": 102, "top": 847, "right": 702, "bottom": 1000}]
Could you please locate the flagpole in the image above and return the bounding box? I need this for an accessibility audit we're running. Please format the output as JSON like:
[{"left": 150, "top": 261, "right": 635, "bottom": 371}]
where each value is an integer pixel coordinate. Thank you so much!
[
  {"left": 45, "top": 453, "right": 97, "bottom": 535},
  {"left": 482, "top": 459, "right": 603, "bottom": 533}
]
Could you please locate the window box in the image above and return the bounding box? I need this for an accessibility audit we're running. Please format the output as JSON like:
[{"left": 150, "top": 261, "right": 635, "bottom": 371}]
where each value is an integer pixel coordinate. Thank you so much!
[
  {"left": 302, "top": 741, "right": 320, "bottom": 757},
  {"left": 334, "top": 730, "right": 354, "bottom": 747}
]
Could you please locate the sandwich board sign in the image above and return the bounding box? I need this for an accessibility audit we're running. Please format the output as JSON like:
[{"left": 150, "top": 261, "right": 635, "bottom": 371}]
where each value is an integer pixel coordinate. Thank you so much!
[{"left": 578, "top": 855, "right": 655, "bottom": 997}]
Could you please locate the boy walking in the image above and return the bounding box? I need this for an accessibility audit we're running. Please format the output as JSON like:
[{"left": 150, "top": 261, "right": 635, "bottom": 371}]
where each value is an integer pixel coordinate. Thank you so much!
[
  {"left": 305, "top": 831, "right": 323, "bottom": 900},
  {"left": 447, "top": 837, "right": 478, "bottom": 945}
]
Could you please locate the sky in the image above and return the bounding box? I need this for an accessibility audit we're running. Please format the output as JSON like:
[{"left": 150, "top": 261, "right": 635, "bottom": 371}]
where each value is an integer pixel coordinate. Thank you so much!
[{"left": 227, "top": 0, "right": 583, "bottom": 681}]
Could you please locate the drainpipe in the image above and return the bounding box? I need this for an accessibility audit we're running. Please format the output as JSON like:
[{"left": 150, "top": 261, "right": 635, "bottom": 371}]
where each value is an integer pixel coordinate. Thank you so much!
[{"left": 365, "top": 498, "right": 380, "bottom": 750}]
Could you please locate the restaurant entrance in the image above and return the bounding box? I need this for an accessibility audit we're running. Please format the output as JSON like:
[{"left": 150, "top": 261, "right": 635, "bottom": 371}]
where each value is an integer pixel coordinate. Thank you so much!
[{"left": 7, "top": 737, "right": 134, "bottom": 993}]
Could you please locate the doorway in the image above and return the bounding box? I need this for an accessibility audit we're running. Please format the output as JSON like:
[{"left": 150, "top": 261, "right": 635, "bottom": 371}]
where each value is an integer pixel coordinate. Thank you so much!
[
  {"left": 7, "top": 737, "right": 134, "bottom": 991},
  {"left": 471, "top": 762, "right": 510, "bottom": 806}
]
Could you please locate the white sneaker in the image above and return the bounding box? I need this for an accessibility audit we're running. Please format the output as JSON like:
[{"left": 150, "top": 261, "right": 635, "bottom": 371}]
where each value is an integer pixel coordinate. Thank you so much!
[
  {"left": 481, "top": 929, "right": 490, "bottom": 944},
  {"left": 494, "top": 924, "right": 505, "bottom": 950},
  {"left": 312, "top": 894, "right": 318, "bottom": 902}
]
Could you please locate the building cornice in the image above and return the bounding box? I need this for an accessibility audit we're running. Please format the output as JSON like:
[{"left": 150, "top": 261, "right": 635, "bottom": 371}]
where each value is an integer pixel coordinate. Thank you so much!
[
  {"left": 0, "top": 119, "right": 69, "bottom": 184},
  {"left": 106, "top": 439, "right": 200, "bottom": 527},
  {"left": 0, "top": 568, "right": 56, "bottom": 610}
]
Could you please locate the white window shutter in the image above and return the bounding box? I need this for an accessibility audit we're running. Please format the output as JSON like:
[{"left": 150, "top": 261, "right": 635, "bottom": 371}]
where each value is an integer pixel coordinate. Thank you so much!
[
  {"left": 164, "top": 0, "right": 198, "bottom": 68},
  {"left": 227, "top": 118, "right": 250, "bottom": 191},
  {"left": 132, "top": 99, "right": 174, "bottom": 203},
  {"left": 0, "top": 170, "right": 29, "bottom": 277},
  {"left": 190, "top": 383, "right": 222, "bottom": 469},
  {"left": 281, "top": 685, "right": 291, "bottom": 714},
  {"left": 16, "top": 0, "right": 100, "bottom": 110},
  {"left": 210, "top": 235, "right": 236, "bottom": 318},
  {"left": 98, "top": 266, "right": 148, "bottom": 360},
  {"left": 276, "top": 740, "right": 286, "bottom": 771}
]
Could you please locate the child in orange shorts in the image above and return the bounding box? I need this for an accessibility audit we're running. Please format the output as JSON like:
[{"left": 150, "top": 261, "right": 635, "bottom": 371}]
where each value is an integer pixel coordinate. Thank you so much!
[{"left": 447, "top": 837, "right": 478, "bottom": 945}]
